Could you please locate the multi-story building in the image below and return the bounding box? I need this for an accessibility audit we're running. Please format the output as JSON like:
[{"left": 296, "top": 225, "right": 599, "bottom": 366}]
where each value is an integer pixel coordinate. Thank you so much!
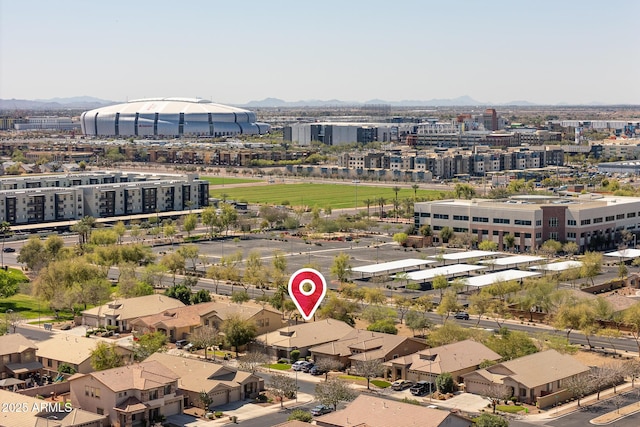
[
  {"left": 414, "top": 194, "right": 640, "bottom": 253},
  {"left": 0, "top": 171, "right": 209, "bottom": 225},
  {"left": 69, "top": 360, "right": 183, "bottom": 427},
  {"left": 284, "top": 122, "right": 410, "bottom": 146}
]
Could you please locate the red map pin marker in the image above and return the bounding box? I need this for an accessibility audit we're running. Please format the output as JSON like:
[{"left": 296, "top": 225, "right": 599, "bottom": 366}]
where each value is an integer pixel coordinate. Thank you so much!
[{"left": 288, "top": 268, "right": 327, "bottom": 321}]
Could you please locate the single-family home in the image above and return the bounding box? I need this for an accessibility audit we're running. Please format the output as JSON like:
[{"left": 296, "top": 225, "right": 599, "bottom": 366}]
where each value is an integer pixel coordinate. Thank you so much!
[
  {"left": 314, "top": 394, "right": 472, "bottom": 427},
  {"left": 147, "top": 352, "right": 264, "bottom": 408},
  {"left": 81, "top": 295, "right": 185, "bottom": 332},
  {"left": 310, "top": 329, "right": 427, "bottom": 369},
  {"left": 0, "top": 333, "right": 42, "bottom": 382},
  {"left": 252, "top": 319, "right": 354, "bottom": 360},
  {"left": 386, "top": 340, "right": 501, "bottom": 384},
  {"left": 36, "top": 334, "right": 134, "bottom": 375},
  {"left": 0, "top": 389, "right": 107, "bottom": 427},
  {"left": 130, "top": 300, "right": 282, "bottom": 342},
  {"left": 462, "top": 349, "right": 591, "bottom": 405},
  {"left": 69, "top": 360, "right": 183, "bottom": 427}
]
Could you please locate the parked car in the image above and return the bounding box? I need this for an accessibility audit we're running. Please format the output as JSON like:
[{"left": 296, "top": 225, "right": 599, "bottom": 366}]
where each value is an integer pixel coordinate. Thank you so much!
[
  {"left": 311, "top": 404, "right": 333, "bottom": 416},
  {"left": 175, "top": 339, "right": 189, "bottom": 349},
  {"left": 2, "top": 247, "right": 15, "bottom": 252},
  {"left": 454, "top": 312, "right": 470, "bottom": 320},
  {"left": 301, "top": 362, "right": 315, "bottom": 373},
  {"left": 310, "top": 366, "right": 327, "bottom": 376},
  {"left": 391, "top": 379, "right": 414, "bottom": 391},
  {"left": 410, "top": 381, "right": 433, "bottom": 396},
  {"left": 292, "top": 361, "right": 311, "bottom": 371}
]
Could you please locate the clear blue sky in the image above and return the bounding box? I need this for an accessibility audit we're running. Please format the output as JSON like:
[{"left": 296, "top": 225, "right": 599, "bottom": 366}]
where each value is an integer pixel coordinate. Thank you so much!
[{"left": 1, "top": 0, "right": 638, "bottom": 105}]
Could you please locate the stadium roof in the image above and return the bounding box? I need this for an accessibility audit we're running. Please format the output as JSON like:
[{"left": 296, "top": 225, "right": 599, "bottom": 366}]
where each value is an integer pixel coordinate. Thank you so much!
[
  {"left": 481, "top": 255, "right": 544, "bottom": 266},
  {"left": 428, "top": 250, "right": 498, "bottom": 261},
  {"left": 605, "top": 249, "right": 640, "bottom": 259},
  {"left": 460, "top": 270, "right": 541, "bottom": 288},
  {"left": 395, "top": 264, "right": 486, "bottom": 282},
  {"left": 531, "top": 261, "right": 583, "bottom": 272},
  {"left": 352, "top": 259, "right": 435, "bottom": 274}
]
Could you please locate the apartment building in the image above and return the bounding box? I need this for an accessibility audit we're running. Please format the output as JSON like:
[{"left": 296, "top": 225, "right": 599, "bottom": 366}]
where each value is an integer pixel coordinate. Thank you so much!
[
  {"left": 415, "top": 194, "right": 640, "bottom": 252},
  {"left": 0, "top": 171, "right": 209, "bottom": 225}
]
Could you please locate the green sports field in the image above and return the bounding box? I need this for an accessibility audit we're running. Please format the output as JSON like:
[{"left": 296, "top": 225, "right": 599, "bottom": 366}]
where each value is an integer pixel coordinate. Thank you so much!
[{"left": 208, "top": 182, "right": 450, "bottom": 209}]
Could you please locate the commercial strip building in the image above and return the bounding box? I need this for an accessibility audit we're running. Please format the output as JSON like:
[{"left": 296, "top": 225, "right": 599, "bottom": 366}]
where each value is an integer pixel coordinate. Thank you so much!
[
  {"left": 0, "top": 171, "right": 209, "bottom": 226},
  {"left": 414, "top": 194, "right": 640, "bottom": 253}
]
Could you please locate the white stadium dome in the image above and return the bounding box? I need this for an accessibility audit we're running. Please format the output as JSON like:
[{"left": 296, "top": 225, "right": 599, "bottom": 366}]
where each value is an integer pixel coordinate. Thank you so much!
[{"left": 81, "top": 97, "right": 270, "bottom": 137}]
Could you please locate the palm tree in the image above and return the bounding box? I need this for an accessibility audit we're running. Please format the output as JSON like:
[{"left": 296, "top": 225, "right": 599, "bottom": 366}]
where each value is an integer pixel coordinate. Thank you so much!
[
  {"left": 392, "top": 186, "right": 401, "bottom": 221},
  {"left": 363, "top": 199, "right": 372, "bottom": 218},
  {"left": 377, "top": 197, "right": 386, "bottom": 219},
  {"left": 411, "top": 184, "right": 419, "bottom": 200}
]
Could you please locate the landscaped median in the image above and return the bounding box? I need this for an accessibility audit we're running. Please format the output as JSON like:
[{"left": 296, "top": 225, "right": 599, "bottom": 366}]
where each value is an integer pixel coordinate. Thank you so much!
[{"left": 591, "top": 401, "right": 640, "bottom": 425}]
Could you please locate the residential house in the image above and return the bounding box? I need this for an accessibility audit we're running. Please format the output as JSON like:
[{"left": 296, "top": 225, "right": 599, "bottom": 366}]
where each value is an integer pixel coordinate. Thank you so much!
[
  {"left": 147, "top": 353, "right": 263, "bottom": 408},
  {"left": 36, "top": 334, "right": 134, "bottom": 375},
  {"left": 0, "top": 389, "right": 107, "bottom": 427},
  {"left": 386, "top": 340, "right": 501, "bottom": 384},
  {"left": 69, "top": 360, "right": 183, "bottom": 427},
  {"left": 81, "top": 295, "right": 185, "bottom": 332},
  {"left": 462, "top": 349, "right": 591, "bottom": 405},
  {"left": 0, "top": 333, "right": 42, "bottom": 381},
  {"left": 130, "top": 301, "right": 282, "bottom": 342},
  {"left": 252, "top": 319, "right": 354, "bottom": 360},
  {"left": 310, "top": 329, "right": 427, "bottom": 370},
  {"left": 314, "top": 394, "right": 471, "bottom": 427}
]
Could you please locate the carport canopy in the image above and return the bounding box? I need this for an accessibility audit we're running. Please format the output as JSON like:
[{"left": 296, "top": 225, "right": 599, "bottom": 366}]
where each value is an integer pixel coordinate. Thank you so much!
[
  {"left": 352, "top": 258, "right": 436, "bottom": 275},
  {"left": 481, "top": 255, "right": 544, "bottom": 267},
  {"left": 428, "top": 250, "right": 499, "bottom": 261},
  {"left": 605, "top": 248, "right": 640, "bottom": 259},
  {"left": 460, "top": 270, "right": 541, "bottom": 288},
  {"left": 530, "top": 260, "right": 583, "bottom": 271},
  {"left": 395, "top": 264, "right": 486, "bottom": 282}
]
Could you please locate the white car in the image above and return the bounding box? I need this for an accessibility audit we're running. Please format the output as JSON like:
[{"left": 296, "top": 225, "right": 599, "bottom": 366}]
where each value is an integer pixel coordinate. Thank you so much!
[{"left": 292, "top": 361, "right": 310, "bottom": 371}]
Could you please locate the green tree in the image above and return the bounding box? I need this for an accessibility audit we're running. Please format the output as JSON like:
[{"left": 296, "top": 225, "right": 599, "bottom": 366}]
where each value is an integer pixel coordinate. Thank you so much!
[
  {"left": 90, "top": 342, "right": 124, "bottom": 371},
  {"left": 0, "top": 221, "right": 12, "bottom": 268},
  {"left": 219, "top": 203, "right": 238, "bottom": 235},
  {"left": 134, "top": 331, "right": 167, "bottom": 361},
  {"left": 178, "top": 244, "right": 200, "bottom": 272},
  {"left": 436, "top": 289, "right": 460, "bottom": 322},
  {"left": 244, "top": 250, "right": 270, "bottom": 291},
  {"left": 478, "top": 240, "right": 498, "bottom": 251},
  {"left": 392, "top": 232, "right": 409, "bottom": 246},
  {"left": 201, "top": 206, "right": 220, "bottom": 239},
  {"left": 563, "top": 241, "right": 579, "bottom": 257},
  {"left": 405, "top": 310, "right": 431, "bottom": 336},
  {"left": 623, "top": 302, "right": 640, "bottom": 355},
  {"left": 113, "top": 221, "right": 127, "bottom": 245},
  {"left": 71, "top": 216, "right": 96, "bottom": 246},
  {"left": 223, "top": 314, "right": 257, "bottom": 356},
  {"left": 436, "top": 372, "right": 454, "bottom": 393},
  {"left": 288, "top": 409, "right": 313, "bottom": 423},
  {"left": 503, "top": 233, "right": 516, "bottom": 252},
  {"left": 581, "top": 251, "right": 603, "bottom": 286},
  {"left": 191, "top": 289, "right": 212, "bottom": 304},
  {"left": 317, "top": 292, "right": 358, "bottom": 325},
  {"left": 484, "top": 329, "right": 538, "bottom": 360},
  {"left": 367, "top": 319, "right": 398, "bottom": 334},
  {"left": 17, "top": 236, "right": 47, "bottom": 272},
  {"left": 160, "top": 252, "right": 186, "bottom": 285},
  {"left": 330, "top": 252, "right": 352, "bottom": 284},
  {"left": 183, "top": 213, "right": 198, "bottom": 238},
  {"left": 540, "top": 239, "right": 562, "bottom": 259},
  {"left": 432, "top": 274, "right": 449, "bottom": 300},
  {"left": 454, "top": 183, "right": 476, "bottom": 199},
  {"left": 427, "top": 322, "right": 472, "bottom": 347},
  {"left": 165, "top": 284, "right": 193, "bottom": 305},
  {"left": 189, "top": 325, "right": 219, "bottom": 360},
  {"left": 439, "top": 226, "right": 454, "bottom": 244},
  {"left": 231, "top": 290, "right": 250, "bottom": 304},
  {"left": 0, "top": 269, "right": 20, "bottom": 298}
]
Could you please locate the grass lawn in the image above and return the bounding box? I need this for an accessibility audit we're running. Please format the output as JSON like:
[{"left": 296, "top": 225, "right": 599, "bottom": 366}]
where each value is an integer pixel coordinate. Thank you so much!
[
  {"left": 496, "top": 405, "right": 527, "bottom": 413},
  {"left": 0, "top": 293, "right": 59, "bottom": 320},
  {"left": 201, "top": 176, "right": 261, "bottom": 185},
  {"left": 265, "top": 363, "right": 292, "bottom": 371},
  {"left": 338, "top": 374, "right": 366, "bottom": 381},
  {"left": 371, "top": 380, "right": 391, "bottom": 388},
  {"left": 209, "top": 183, "right": 450, "bottom": 209}
]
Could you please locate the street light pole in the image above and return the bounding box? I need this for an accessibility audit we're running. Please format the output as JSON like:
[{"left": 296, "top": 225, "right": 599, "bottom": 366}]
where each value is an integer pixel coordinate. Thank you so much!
[{"left": 352, "top": 180, "right": 360, "bottom": 215}]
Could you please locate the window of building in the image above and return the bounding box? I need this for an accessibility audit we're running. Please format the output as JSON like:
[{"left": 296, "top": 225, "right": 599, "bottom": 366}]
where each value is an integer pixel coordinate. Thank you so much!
[
  {"left": 420, "top": 212, "right": 430, "bottom": 217},
  {"left": 567, "top": 219, "right": 577, "bottom": 226},
  {"left": 628, "top": 212, "right": 636, "bottom": 218},
  {"left": 514, "top": 219, "right": 532, "bottom": 225},
  {"left": 434, "top": 214, "right": 449, "bottom": 219},
  {"left": 525, "top": 233, "right": 531, "bottom": 238},
  {"left": 581, "top": 219, "right": 591, "bottom": 225},
  {"left": 165, "top": 385, "right": 172, "bottom": 395},
  {"left": 482, "top": 230, "right": 488, "bottom": 235},
  {"left": 472, "top": 217, "right": 489, "bottom": 223},
  {"left": 514, "top": 232, "right": 520, "bottom": 237},
  {"left": 493, "top": 230, "right": 499, "bottom": 236},
  {"left": 149, "top": 390, "right": 158, "bottom": 400},
  {"left": 593, "top": 217, "right": 603, "bottom": 223},
  {"left": 535, "top": 232, "right": 542, "bottom": 239},
  {"left": 606, "top": 216, "right": 615, "bottom": 222},
  {"left": 433, "top": 225, "right": 442, "bottom": 231},
  {"left": 549, "top": 218, "right": 558, "bottom": 227},
  {"left": 536, "top": 220, "right": 542, "bottom": 226},
  {"left": 493, "top": 218, "right": 510, "bottom": 224},
  {"left": 96, "top": 408, "right": 104, "bottom": 415},
  {"left": 453, "top": 227, "right": 468, "bottom": 232},
  {"left": 550, "top": 232, "right": 559, "bottom": 240},
  {"left": 453, "top": 215, "right": 469, "bottom": 221},
  {"left": 567, "top": 232, "right": 576, "bottom": 238},
  {"left": 617, "top": 213, "right": 625, "bottom": 220}
]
